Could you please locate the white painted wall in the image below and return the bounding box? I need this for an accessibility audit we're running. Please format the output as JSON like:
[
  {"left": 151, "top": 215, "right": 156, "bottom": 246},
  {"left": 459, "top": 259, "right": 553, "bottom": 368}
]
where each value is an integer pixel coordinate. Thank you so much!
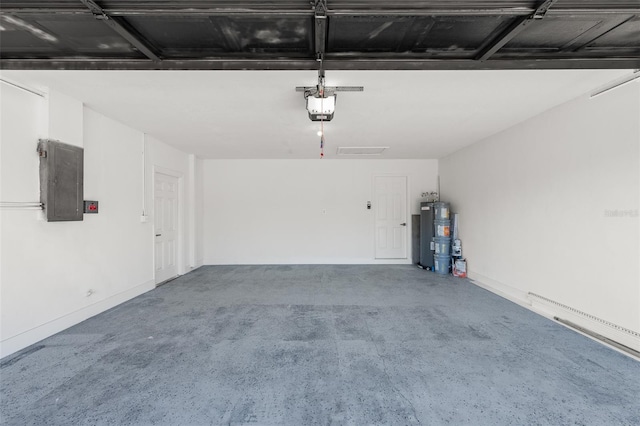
[
  {"left": 0, "top": 83, "right": 199, "bottom": 358},
  {"left": 440, "top": 82, "right": 640, "bottom": 349},
  {"left": 195, "top": 158, "right": 205, "bottom": 268},
  {"left": 47, "top": 90, "right": 83, "bottom": 148},
  {"left": 0, "top": 85, "right": 153, "bottom": 357},
  {"left": 203, "top": 159, "right": 438, "bottom": 264}
]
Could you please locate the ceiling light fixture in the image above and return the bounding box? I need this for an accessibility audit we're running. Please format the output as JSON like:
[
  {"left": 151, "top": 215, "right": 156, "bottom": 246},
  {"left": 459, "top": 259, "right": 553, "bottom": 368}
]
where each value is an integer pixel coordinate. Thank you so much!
[
  {"left": 590, "top": 70, "right": 640, "bottom": 99},
  {"left": 295, "top": 55, "right": 363, "bottom": 158},
  {"left": 296, "top": 69, "right": 363, "bottom": 122},
  {"left": 307, "top": 95, "right": 336, "bottom": 121}
]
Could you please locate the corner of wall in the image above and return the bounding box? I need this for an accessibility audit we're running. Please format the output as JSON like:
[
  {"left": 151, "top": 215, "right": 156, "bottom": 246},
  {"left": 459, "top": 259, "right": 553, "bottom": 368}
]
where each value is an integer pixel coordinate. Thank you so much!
[{"left": 440, "top": 82, "right": 640, "bottom": 353}]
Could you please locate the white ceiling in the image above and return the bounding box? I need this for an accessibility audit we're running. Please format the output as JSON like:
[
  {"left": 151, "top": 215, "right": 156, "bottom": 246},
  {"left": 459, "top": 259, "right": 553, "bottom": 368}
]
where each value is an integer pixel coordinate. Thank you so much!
[{"left": 1, "top": 69, "right": 630, "bottom": 159}]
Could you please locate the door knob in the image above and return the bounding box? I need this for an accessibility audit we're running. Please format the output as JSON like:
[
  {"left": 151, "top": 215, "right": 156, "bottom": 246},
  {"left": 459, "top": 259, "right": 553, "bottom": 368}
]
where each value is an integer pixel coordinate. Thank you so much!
[
  {"left": 155, "top": 234, "right": 161, "bottom": 237},
  {"left": 400, "top": 223, "right": 406, "bottom": 226}
]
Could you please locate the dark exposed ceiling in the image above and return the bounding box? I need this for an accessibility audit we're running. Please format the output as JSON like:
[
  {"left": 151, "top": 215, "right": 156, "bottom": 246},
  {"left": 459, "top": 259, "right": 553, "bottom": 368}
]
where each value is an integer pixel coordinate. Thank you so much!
[{"left": 1, "top": 1, "right": 639, "bottom": 70}]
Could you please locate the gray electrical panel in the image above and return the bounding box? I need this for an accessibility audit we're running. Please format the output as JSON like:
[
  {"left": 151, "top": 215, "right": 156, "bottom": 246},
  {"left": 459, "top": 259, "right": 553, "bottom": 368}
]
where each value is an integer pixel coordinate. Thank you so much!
[
  {"left": 37, "top": 139, "right": 84, "bottom": 222},
  {"left": 419, "top": 202, "right": 435, "bottom": 269}
]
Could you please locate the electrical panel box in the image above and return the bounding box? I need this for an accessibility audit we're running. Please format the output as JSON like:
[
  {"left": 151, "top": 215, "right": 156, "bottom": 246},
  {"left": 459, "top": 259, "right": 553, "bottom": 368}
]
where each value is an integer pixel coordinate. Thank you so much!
[{"left": 37, "top": 139, "right": 84, "bottom": 222}]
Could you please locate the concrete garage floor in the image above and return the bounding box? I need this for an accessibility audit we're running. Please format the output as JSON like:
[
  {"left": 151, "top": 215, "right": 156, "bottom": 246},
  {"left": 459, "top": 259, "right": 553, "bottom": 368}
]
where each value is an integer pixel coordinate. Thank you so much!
[{"left": 1, "top": 265, "right": 639, "bottom": 425}]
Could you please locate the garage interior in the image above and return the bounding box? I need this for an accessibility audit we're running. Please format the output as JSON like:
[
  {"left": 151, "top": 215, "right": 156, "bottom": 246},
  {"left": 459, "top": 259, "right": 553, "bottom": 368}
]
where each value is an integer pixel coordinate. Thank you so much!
[{"left": 1, "top": 1, "right": 639, "bottom": 424}]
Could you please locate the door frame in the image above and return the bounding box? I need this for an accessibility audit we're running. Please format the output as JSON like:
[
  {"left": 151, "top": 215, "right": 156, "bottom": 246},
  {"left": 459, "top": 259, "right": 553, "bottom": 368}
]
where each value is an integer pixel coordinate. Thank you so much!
[
  {"left": 153, "top": 166, "right": 185, "bottom": 284},
  {"left": 372, "top": 174, "right": 411, "bottom": 262}
]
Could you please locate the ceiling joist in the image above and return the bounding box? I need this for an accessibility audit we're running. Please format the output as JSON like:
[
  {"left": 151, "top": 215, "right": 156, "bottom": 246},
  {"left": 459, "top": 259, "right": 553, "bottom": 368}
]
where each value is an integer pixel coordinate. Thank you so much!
[
  {"left": 3, "top": 3, "right": 639, "bottom": 17},
  {"left": 476, "top": 0, "right": 557, "bottom": 61},
  {"left": 2, "top": 57, "right": 638, "bottom": 71},
  {"left": 79, "top": 0, "right": 161, "bottom": 62}
]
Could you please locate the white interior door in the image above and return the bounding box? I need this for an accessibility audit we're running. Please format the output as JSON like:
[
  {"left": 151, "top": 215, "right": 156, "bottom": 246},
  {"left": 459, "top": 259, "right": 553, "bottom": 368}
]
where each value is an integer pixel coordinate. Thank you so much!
[
  {"left": 154, "top": 172, "right": 179, "bottom": 284},
  {"left": 374, "top": 176, "right": 408, "bottom": 259}
]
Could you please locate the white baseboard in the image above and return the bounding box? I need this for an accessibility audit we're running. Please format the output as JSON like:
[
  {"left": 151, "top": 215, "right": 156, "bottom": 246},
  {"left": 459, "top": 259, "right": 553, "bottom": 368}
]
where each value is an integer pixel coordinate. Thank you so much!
[
  {"left": 202, "top": 259, "right": 413, "bottom": 265},
  {"left": 0, "top": 279, "right": 155, "bottom": 359},
  {"left": 468, "top": 272, "right": 531, "bottom": 308},
  {"left": 468, "top": 272, "right": 640, "bottom": 355}
]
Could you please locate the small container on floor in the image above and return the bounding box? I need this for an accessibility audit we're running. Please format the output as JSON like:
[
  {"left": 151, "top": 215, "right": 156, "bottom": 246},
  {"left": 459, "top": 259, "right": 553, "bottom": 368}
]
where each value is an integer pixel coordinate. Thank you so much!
[
  {"left": 453, "top": 259, "right": 467, "bottom": 278},
  {"left": 433, "top": 254, "right": 450, "bottom": 275}
]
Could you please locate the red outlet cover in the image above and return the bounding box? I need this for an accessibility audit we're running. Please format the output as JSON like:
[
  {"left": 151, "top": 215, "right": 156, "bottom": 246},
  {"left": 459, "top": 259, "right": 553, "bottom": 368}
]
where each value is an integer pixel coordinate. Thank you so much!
[{"left": 83, "top": 200, "right": 99, "bottom": 214}]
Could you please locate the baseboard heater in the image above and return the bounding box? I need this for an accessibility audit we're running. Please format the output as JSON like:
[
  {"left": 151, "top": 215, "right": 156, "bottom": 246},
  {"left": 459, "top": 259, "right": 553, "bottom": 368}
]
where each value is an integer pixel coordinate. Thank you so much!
[
  {"left": 528, "top": 292, "right": 640, "bottom": 358},
  {"left": 554, "top": 317, "right": 640, "bottom": 358}
]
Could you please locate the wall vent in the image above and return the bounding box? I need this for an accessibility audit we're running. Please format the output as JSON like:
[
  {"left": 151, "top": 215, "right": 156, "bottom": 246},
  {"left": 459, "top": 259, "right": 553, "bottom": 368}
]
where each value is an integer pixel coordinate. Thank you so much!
[
  {"left": 337, "top": 146, "right": 388, "bottom": 156},
  {"left": 528, "top": 292, "right": 640, "bottom": 356}
]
